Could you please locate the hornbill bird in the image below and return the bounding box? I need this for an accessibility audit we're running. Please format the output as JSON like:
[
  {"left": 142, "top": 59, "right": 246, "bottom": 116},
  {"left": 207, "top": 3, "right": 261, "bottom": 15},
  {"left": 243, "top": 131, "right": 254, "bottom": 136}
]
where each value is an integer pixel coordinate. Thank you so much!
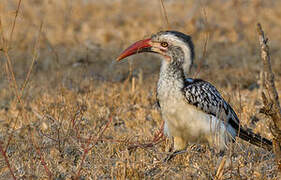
[{"left": 116, "top": 31, "right": 272, "bottom": 159}]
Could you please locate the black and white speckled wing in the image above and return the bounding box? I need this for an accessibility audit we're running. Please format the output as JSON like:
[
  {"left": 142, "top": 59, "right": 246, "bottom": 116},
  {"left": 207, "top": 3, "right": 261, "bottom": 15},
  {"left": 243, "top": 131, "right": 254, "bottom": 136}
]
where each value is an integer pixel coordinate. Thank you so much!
[
  {"left": 183, "top": 78, "right": 272, "bottom": 150},
  {"left": 183, "top": 78, "right": 240, "bottom": 128}
]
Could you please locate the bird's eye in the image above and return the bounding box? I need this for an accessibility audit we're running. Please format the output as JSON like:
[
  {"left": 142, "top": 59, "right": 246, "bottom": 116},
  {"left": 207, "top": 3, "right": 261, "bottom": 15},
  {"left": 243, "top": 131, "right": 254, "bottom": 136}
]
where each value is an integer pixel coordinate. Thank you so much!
[{"left": 160, "top": 42, "right": 168, "bottom": 47}]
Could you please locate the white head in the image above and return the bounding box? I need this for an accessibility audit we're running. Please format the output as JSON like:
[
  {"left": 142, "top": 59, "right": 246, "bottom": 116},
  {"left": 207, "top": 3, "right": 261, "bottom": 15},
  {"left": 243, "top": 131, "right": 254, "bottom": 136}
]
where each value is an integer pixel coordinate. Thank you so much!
[{"left": 117, "top": 30, "right": 195, "bottom": 75}]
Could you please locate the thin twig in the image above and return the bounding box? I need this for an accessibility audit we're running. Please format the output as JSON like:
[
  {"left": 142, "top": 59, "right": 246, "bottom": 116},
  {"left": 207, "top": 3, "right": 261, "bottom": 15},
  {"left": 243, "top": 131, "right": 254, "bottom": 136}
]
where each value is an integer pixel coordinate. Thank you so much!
[
  {"left": 2, "top": 1, "right": 52, "bottom": 178},
  {"left": 9, "top": 0, "right": 22, "bottom": 49},
  {"left": 33, "top": 134, "right": 53, "bottom": 179},
  {"left": 0, "top": 18, "right": 22, "bottom": 106},
  {"left": 123, "top": 121, "right": 165, "bottom": 151},
  {"left": 0, "top": 1, "right": 25, "bottom": 179},
  {"left": 0, "top": 141, "right": 16, "bottom": 180},
  {"left": 20, "top": 21, "right": 44, "bottom": 93},
  {"left": 0, "top": 18, "right": 6, "bottom": 50},
  {"left": 75, "top": 117, "right": 113, "bottom": 179},
  {"left": 159, "top": 0, "right": 170, "bottom": 29},
  {"left": 194, "top": 7, "right": 209, "bottom": 78}
]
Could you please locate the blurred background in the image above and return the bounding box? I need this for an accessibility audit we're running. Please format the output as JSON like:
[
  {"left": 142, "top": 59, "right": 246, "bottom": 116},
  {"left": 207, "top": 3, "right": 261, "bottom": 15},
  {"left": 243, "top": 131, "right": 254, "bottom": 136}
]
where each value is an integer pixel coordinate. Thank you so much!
[
  {"left": 0, "top": 0, "right": 280, "bottom": 179},
  {"left": 1, "top": 0, "right": 280, "bottom": 88}
]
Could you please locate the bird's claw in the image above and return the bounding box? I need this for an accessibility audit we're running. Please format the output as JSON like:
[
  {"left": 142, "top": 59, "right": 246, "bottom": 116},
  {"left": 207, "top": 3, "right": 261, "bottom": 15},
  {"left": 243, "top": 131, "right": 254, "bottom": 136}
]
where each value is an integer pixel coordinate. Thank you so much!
[{"left": 162, "top": 150, "right": 187, "bottom": 162}]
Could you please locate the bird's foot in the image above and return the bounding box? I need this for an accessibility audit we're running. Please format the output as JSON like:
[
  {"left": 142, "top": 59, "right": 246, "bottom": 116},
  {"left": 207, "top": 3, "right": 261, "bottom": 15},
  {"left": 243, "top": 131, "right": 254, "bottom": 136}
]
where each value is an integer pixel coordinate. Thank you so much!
[{"left": 162, "top": 150, "right": 187, "bottom": 162}]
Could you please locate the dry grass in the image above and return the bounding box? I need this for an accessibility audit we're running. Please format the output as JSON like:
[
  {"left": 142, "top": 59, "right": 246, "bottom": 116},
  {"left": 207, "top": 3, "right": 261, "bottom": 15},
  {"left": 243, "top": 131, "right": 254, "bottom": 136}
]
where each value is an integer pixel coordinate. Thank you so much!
[{"left": 0, "top": 0, "right": 281, "bottom": 179}]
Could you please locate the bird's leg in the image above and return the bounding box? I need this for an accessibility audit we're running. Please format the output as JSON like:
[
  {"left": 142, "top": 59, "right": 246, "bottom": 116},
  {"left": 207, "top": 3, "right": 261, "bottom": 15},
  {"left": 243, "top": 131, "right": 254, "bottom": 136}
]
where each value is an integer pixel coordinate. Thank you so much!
[
  {"left": 173, "top": 136, "right": 187, "bottom": 150},
  {"left": 163, "top": 136, "right": 187, "bottom": 162}
]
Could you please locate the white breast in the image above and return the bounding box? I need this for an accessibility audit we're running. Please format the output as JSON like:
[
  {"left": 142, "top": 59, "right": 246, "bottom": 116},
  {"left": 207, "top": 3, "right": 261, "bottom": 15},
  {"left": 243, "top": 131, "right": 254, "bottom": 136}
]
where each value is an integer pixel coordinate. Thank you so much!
[
  {"left": 157, "top": 60, "right": 234, "bottom": 151},
  {"left": 162, "top": 97, "right": 233, "bottom": 151}
]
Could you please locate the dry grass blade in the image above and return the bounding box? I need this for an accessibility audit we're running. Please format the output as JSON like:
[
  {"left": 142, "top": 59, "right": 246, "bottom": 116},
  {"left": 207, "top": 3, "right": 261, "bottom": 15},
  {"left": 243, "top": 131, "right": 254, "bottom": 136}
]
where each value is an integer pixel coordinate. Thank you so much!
[
  {"left": 257, "top": 23, "right": 281, "bottom": 172},
  {"left": 215, "top": 156, "right": 226, "bottom": 180}
]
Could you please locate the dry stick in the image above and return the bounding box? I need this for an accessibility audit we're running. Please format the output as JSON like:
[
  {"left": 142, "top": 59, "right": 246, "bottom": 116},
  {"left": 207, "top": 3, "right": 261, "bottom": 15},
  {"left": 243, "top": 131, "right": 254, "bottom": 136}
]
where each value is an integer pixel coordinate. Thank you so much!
[
  {"left": 257, "top": 24, "right": 281, "bottom": 124},
  {"left": 30, "top": 122, "right": 53, "bottom": 178},
  {"left": 4, "top": 22, "right": 44, "bottom": 152},
  {"left": 4, "top": 20, "right": 44, "bottom": 148},
  {"left": 20, "top": 21, "right": 43, "bottom": 93},
  {"left": 0, "top": 141, "right": 16, "bottom": 180},
  {"left": 0, "top": 17, "right": 5, "bottom": 50},
  {"left": 9, "top": 0, "right": 22, "bottom": 48},
  {"left": 95, "top": 133, "right": 165, "bottom": 152},
  {"left": 0, "top": 6, "right": 23, "bottom": 180},
  {"left": 193, "top": 32, "right": 209, "bottom": 78},
  {"left": 0, "top": 19, "right": 22, "bottom": 106},
  {"left": 75, "top": 117, "right": 113, "bottom": 179},
  {"left": 2, "top": 58, "right": 21, "bottom": 153},
  {"left": 2, "top": 5, "right": 52, "bottom": 180},
  {"left": 134, "top": 121, "right": 165, "bottom": 148},
  {"left": 27, "top": 113, "right": 53, "bottom": 178},
  {"left": 70, "top": 103, "right": 88, "bottom": 143},
  {"left": 4, "top": 54, "right": 22, "bottom": 103},
  {"left": 3, "top": 61, "right": 26, "bottom": 153},
  {"left": 152, "top": 120, "right": 165, "bottom": 143},
  {"left": 159, "top": 0, "right": 170, "bottom": 29},
  {"left": 1, "top": 13, "right": 28, "bottom": 142},
  {"left": 33, "top": 139, "right": 53, "bottom": 179},
  {"left": 127, "top": 136, "right": 165, "bottom": 151},
  {"left": 257, "top": 23, "right": 281, "bottom": 171},
  {"left": 3, "top": 1, "right": 53, "bottom": 178},
  {"left": 5, "top": 112, "right": 20, "bottom": 153},
  {"left": 193, "top": 7, "right": 209, "bottom": 78},
  {"left": 2, "top": 0, "right": 27, "bottom": 114}
]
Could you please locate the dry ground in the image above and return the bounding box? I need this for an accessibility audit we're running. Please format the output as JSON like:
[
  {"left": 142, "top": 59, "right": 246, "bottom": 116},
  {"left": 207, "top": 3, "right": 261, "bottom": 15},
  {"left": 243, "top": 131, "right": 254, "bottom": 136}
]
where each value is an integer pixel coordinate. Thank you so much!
[{"left": 0, "top": 0, "right": 281, "bottom": 179}]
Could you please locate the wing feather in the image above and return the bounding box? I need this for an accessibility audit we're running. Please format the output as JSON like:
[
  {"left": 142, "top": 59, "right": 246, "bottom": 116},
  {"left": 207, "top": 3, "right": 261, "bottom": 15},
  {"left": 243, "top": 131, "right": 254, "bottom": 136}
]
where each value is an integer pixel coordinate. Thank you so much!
[
  {"left": 182, "top": 78, "right": 272, "bottom": 150},
  {"left": 183, "top": 78, "right": 240, "bottom": 128}
]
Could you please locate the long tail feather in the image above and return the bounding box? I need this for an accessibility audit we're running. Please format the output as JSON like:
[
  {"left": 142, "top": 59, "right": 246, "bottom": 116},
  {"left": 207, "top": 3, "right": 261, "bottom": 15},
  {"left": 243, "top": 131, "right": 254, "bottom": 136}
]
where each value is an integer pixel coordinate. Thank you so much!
[{"left": 237, "top": 128, "right": 272, "bottom": 151}]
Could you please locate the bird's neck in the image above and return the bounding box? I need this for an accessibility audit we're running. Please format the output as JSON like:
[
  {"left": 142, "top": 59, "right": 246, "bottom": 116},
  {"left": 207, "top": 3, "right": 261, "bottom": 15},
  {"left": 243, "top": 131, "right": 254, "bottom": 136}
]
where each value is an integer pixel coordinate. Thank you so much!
[
  {"left": 157, "top": 59, "right": 186, "bottom": 99},
  {"left": 160, "top": 60, "right": 185, "bottom": 82}
]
